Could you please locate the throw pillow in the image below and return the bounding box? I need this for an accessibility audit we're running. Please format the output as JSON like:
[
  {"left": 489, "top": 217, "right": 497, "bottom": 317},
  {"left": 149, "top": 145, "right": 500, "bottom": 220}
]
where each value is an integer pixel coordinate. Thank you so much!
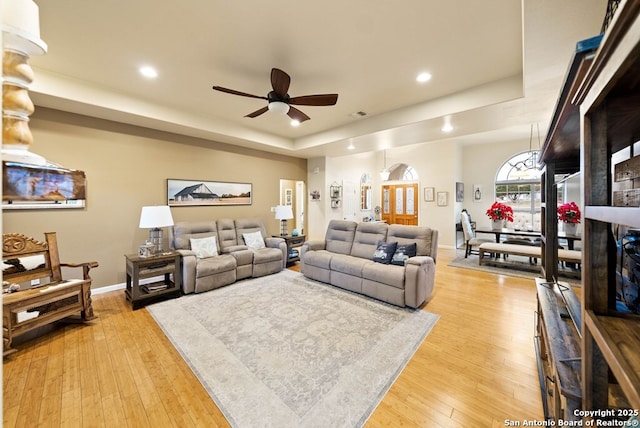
[
  {"left": 372, "top": 241, "right": 397, "bottom": 264},
  {"left": 391, "top": 242, "right": 417, "bottom": 266},
  {"left": 243, "top": 231, "right": 266, "bottom": 250},
  {"left": 190, "top": 236, "right": 218, "bottom": 259}
]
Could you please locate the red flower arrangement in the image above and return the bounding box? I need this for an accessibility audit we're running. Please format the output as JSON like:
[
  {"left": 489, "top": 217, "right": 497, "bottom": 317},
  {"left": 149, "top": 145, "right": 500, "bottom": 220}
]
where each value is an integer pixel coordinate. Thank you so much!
[
  {"left": 558, "top": 201, "right": 581, "bottom": 223},
  {"left": 486, "top": 202, "right": 514, "bottom": 222}
]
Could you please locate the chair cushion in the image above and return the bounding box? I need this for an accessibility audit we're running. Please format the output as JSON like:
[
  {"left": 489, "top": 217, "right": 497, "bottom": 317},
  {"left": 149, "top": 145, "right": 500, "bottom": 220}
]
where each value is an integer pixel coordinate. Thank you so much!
[
  {"left": 362, "top": 262, "right": 406, "bottom": 289},
  {"left": 325, "top": 220, "right": 358, "bottom": 255},
  {"left": 195, "top": 254, "right": 236, "bottom": 278},
  {"left": 253, "top": 247, "right": 282, "bottom": 264},
  {"left": 330, "top": 253, "right": 372, "bottom": 276},
  {"left": 351, "top": 222, "right": 389, "bottom": 259},
  {"left": 303, "top": 249, "right": 333, "bottom": 269}
]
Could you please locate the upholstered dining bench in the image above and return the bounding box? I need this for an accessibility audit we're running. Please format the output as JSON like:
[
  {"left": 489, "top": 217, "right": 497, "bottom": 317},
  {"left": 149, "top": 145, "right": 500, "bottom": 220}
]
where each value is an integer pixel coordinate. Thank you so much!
[{"left": 478, "top": 242, "right": 581, "bottom": 269}]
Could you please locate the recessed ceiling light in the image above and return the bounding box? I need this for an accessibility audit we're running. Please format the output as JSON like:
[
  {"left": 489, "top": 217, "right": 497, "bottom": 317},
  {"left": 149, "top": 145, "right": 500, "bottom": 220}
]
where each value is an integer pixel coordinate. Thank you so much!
[
  {"left": 442, "top": 123, "right": 453, "bottom": 133},
  {"left": 139, "top": 66, "right": 158, "bottom": 79},
  {"left": 291, "top": 119, "right": 300, "bottom": 127},
  {"left": 416, "top": 72, "right": 432, "bottom": 83},
  {"left": 347, "top": 142, "right": 355, "bottom": 150}
]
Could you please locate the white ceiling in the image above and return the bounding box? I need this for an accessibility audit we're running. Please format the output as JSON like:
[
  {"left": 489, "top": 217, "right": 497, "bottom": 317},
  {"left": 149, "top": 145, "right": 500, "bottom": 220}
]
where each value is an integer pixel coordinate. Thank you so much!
[{"left": 26, "top": 0, "right": 607, "bottom": 159}]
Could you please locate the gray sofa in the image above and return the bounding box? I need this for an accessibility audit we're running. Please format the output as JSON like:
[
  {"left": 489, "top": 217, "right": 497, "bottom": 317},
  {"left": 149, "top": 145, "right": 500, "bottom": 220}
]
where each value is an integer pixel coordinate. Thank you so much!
[
  {"left": 301, "top": 220, "right": 438, "bottom": 308},
  {"left": 169, "top": 218, "right": 286, "bottom": 294}
]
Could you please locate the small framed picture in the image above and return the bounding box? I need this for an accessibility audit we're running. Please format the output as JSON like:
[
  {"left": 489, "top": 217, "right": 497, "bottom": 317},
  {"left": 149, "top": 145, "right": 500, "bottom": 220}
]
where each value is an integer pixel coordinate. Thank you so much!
[
  {"left": 424, "top": 187, "right": 435, "bottom": 202},
  {"left": 473, "top": 184, "right": 482, "bottom": 202},
  {"left": 437, "top": 191, "right": 449, "bottom": 207},
  {"left": 456, "top": 182, "right": 464, "bottom": 202}
]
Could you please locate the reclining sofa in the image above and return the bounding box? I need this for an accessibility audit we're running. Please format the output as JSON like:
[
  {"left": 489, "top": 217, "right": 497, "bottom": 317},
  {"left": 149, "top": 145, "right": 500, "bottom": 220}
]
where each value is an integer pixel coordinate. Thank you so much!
[
  {"left": 169, "top": 218, "right": 286, "bottom": 294},
  {"left": 301, "top": 220, "right": 438, "bottom": 308}
]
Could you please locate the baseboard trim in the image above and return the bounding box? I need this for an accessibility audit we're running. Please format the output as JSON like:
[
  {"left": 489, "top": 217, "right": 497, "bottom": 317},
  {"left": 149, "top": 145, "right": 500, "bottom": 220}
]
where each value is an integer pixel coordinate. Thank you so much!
[{"left": 92, "top": 276, "right": 166, "bottom": 295}]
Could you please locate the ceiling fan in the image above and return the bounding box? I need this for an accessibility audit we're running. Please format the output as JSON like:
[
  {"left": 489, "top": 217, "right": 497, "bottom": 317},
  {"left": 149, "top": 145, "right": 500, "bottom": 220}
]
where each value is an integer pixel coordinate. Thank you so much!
[{"left": 212, "top": 68, "right": 338, "bottom": 123}]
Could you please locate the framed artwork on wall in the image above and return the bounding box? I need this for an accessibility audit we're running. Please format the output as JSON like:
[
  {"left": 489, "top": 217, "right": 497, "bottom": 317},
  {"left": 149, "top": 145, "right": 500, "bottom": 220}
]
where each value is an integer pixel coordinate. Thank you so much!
[
  {"left": 284, "top": 188, "right": 292, "bottom": 205},
  {"left": 437, "top": 191, "right": 448, "bottom": 207},
  {"left": 424, "top": 187, "right": 435, "bottom": 202},
  {"left": 167, "top": 179, "right": 252, "bottom": 206},
  {"left": 456, "top": 182, "right": 464, "bottom": 202},
  {"left": 473, "top": 184, "right": 483, "bottom": 202}
]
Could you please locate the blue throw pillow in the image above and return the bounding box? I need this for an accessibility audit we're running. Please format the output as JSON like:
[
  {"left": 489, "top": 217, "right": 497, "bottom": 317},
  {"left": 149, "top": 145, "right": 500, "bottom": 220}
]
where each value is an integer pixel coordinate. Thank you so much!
[
  {"left": 372, "top": 241, "right": 397, "bottom": 264},
  {"left": 391, "top": 243, "right": 417, "bottom": 266}
]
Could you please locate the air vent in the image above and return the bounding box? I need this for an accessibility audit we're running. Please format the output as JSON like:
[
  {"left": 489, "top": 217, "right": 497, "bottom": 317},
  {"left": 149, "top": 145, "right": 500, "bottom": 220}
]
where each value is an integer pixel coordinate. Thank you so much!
[{"left": 350, "top": 111, "right": 367, "bottom": 118}]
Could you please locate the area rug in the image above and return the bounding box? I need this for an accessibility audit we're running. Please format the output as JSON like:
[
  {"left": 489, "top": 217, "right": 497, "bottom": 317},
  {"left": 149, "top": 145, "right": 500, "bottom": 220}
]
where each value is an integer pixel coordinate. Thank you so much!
[{"left": 147, "top": 269, "right": 439, "bottom": 428}]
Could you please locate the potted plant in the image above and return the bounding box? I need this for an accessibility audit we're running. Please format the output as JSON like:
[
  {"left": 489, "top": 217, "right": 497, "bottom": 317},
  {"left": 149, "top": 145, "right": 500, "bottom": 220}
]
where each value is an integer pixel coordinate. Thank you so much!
[
  {"left": 558, "top": 201, "right": 581, "bottom": 235},
  {"left": 486, "top": 201, "right": 514, "bottom": 229}
]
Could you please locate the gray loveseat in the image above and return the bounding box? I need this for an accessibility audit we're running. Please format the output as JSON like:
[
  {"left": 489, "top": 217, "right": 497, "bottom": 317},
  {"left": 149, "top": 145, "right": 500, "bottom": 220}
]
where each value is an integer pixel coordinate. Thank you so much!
[
  {"left": 169, "top": 218, "right": 286, "bottom": 294},
  {"left": 300, "top": 220, "right": 438, "bottom": 308}
]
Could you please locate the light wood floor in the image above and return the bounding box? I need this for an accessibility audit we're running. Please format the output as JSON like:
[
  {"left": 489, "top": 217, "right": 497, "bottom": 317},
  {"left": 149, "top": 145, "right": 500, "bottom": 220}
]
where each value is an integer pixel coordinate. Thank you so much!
[{"left": 3, "top": 248, "right": 543, "bottom": 427}]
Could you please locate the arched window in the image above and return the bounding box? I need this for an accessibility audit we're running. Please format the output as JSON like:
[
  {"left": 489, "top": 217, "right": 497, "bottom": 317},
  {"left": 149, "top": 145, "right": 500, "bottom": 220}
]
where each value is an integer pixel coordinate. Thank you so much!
[
  {"left": 388, "top": 163, "right": 418, "bottom": 181},
  {"left": 494, "top": 151, "right": 542, "bottom": 230}
]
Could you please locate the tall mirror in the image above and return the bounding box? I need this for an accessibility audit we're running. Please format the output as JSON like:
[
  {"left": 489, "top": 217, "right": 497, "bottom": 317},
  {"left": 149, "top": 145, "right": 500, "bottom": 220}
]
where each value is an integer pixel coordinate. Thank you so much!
[
  {"left": 279, "top": 179, "right": 305, "bottom": 235},
  {"left": 360, "top": 173, "right": 372, "bottom": 211}
]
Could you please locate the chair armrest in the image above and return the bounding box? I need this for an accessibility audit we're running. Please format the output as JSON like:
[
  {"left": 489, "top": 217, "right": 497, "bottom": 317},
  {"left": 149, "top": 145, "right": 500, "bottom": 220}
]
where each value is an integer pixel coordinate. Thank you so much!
[
  {"left": 405, "top": 256, "right": 433, "bottom": 266},
  {"left": 302, "top": 240, "right": 326, "bottom": 252},
  {"left": 404, "top": 256, "right": 436, "bottom": 308},
  {"left": 176, "top": 249, "right": 196, "bottom": 257},
  {"left": 265, "top": 237, "right": 284, "bottom": 248},
  {"left": 175, "top": 250, "right": 196, "bottom": 294},
  {"left": 61, "top": 261, "right": 99, "bottom": 280}
]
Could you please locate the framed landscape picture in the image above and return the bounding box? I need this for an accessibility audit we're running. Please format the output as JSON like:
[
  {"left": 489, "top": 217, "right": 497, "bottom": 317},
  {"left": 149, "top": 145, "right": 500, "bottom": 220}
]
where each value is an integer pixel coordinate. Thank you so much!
[{"left": 167, "top": 179, "right": 252, "bottom": 206}]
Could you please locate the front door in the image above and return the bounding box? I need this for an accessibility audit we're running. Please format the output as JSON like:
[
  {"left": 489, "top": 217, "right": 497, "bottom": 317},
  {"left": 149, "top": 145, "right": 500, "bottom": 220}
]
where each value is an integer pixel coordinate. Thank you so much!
[{"left": 381, "top": 183, "right": 418, "bottom": 225}]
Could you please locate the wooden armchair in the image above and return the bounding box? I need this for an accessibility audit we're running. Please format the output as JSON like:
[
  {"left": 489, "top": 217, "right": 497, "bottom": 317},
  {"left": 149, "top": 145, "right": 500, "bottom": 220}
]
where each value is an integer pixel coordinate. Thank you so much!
[{"left": 2, "top": 232, "right": 98, "bottom": 356}]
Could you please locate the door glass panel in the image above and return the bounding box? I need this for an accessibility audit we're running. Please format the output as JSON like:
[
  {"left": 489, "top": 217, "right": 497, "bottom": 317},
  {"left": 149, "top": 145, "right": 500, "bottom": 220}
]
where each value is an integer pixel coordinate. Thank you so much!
[
  {"left": 406, "top": 186, "right": 414, "bottom": 215},
  {"left": 383, "top": 187, "right": 390, "bottom": 214},
  {"left": 395, "top": 188, "right": 404, "bottom": 214}
]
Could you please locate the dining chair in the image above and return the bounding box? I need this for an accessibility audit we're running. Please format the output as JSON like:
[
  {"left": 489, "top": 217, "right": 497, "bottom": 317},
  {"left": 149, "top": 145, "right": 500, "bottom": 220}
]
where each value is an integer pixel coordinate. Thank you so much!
[{"left": 461, "top": 210, "right": 493, "bottom": 258}]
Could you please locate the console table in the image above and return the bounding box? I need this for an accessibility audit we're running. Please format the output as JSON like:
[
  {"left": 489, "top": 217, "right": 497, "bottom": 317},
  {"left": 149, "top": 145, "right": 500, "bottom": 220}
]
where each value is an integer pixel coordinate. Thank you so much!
[{"left": 125, "top": 252, "right": 181, "bottom": 309}]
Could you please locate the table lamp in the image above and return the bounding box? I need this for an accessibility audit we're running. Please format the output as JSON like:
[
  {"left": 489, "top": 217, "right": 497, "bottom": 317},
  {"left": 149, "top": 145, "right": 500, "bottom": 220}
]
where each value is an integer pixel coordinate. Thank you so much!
[
  {"left": 139, "top": 205, "right": 174, "bottom": 253},
  {"left": 274, "top": 205, "right": 294, "bottom": 236}
]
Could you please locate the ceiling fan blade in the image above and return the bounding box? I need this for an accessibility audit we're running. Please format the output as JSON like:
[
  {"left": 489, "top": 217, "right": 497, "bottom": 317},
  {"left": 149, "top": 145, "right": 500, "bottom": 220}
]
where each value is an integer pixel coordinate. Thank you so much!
[
  {"left": 271, "top": 68, "right": 291, "bottom": 98},
  {"left": 289, "top": 94, "right": 339, "bottom": 106},
  {"left": 212, "top": 86, "right": 267, "bottom": 100},
  {"left": 245, "top": 106, "right": 269, "bottom": 118},
  {"left": 287, "top": 106, "right": 310, "bottom": 123}
]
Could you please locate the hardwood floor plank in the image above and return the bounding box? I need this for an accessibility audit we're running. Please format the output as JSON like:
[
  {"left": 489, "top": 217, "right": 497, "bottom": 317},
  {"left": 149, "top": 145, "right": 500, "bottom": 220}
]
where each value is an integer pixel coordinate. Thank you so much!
[{"left": 3, "top": 248, "right": 544, "bottom": 427}]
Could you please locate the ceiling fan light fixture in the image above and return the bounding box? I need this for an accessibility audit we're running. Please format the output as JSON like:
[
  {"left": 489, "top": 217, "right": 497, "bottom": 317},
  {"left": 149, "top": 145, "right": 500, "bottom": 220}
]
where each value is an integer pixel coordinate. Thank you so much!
[
  {"left": 268, "top": 101, "right": 290, "bottom": 114},
  {"left": 290, "top": 119, "right": 300, "bottom": 127}
]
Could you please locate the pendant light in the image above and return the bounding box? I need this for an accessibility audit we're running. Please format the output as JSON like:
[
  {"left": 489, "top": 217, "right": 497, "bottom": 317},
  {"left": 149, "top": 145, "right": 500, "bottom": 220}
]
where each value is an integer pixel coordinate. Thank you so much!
[{"left": 380, "top": 150, "right": 390, "bottom": 181}]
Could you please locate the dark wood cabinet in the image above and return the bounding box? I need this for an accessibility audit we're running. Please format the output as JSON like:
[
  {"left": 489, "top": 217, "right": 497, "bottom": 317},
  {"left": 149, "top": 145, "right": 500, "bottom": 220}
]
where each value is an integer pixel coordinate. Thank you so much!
[{"left": 536, "top": 1, "right": 640, "bottom": 420}]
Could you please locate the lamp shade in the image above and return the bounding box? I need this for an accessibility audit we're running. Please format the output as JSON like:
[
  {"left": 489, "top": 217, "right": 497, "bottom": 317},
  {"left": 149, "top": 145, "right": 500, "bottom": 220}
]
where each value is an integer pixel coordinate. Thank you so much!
[
  {"left": 274, "top": 205, "right": 294, "bottom": 220},
  {"left": 139, "top": 205, "right": 174, "bottom": 228}
]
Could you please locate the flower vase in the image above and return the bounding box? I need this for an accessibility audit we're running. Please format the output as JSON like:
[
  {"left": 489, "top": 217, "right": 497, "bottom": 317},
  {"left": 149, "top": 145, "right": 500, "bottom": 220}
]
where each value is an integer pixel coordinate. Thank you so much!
[
  {"left": 564, "top": 222, "right": 577, "bottom": 235},
  {"left": 492, "top": 220, "right": 503, "bottom": 230}
]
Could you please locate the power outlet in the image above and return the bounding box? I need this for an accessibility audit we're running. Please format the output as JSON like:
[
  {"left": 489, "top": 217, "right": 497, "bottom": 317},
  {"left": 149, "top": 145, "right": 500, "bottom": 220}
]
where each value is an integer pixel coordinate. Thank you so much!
[{"left": 31, "top": 279, "right": 40, "bottom": 286}]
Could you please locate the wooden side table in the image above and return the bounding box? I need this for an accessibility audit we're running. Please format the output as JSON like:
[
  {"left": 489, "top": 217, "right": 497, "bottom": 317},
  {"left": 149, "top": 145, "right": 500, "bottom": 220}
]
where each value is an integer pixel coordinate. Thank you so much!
[
  {"left": 125, "top": 252, "right": 181, "bottom": 309},
  {"left": 275, "top": 235, "right": 306, "bottom": 265}
]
